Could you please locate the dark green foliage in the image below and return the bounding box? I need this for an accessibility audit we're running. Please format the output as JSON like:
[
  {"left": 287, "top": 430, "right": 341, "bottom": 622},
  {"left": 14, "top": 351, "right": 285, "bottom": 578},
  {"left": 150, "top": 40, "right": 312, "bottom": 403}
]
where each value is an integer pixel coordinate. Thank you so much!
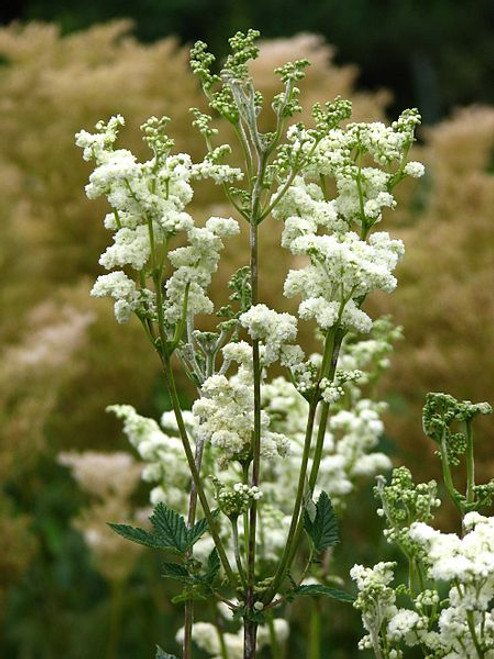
[
  {"left": 12, "top": 0, "right": 494, "bottom": 123},
  {"left": 109, "top": 502, "right": 210, "bottom": 556},
  {"left": 204, "top": 548, "right": 221, "bottom": 584},
  {"left": 161, "top": 562, "right": 194, "bottom": 583},
  {"left": 293, "top": 584, "right": 355, "bottom": 603},
  {"left": 304, "top": 491, "right": 340, "bottom": 554}
]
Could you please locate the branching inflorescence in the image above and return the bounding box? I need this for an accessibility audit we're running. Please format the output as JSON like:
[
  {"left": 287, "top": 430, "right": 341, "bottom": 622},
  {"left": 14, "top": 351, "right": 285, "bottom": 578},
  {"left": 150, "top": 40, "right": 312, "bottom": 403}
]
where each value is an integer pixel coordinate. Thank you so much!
[{"left": 77, "top": 29, "right": 425, "bottom": 659}]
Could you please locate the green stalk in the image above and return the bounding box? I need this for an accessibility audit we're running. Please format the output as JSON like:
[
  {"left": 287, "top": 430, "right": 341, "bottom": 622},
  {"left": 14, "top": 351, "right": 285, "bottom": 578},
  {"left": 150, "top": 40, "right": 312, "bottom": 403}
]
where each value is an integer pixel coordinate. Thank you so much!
[
  {"left": 182, "top": 434, "right": 207, "bottom": 659},
  {"left": 244, "top": 147, "right": 267, "bottom": 656},
  {"left": 162, "top": 357, "right": 236, "bottom": 588},
  {"left": 263, "top": 399, "right": 318, "bottom": 602},
  {"left": 282, "top": 331, "right": 345, "bottom": 573},
  {"left": 467, "top": 610, "right": 485, "bottom": 659},
  {"left": 232, "top": 517, "right": 247, "bottom": 588},
  {"left": 307, "top": 599, "right": 321, "bottom": 659},
  {"left": 465, "top": 419, "right": 475, "bottom": 506},
  {"left": 218, "top": 628, "right": 230, "bottom": 659},
  {"left": 264, "top": 329, "right": 341, "bottom": 602}
]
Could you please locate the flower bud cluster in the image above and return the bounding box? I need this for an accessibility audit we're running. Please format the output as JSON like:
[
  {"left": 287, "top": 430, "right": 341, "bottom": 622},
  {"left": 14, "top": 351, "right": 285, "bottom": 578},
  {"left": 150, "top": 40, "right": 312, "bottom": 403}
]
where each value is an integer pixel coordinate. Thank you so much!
[
  {"left": 375, "top": 467, "right": 441, "bottom": 549},
  {"left": 213, "top": 478, "right": 263, "bottom": 519}
]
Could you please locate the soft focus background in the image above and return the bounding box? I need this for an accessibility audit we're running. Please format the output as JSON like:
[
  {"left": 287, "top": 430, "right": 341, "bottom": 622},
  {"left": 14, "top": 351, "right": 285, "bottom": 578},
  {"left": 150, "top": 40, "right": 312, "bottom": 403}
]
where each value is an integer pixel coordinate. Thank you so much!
[{"left": 1, "top": 2, "right": 493, "bottom": 657}]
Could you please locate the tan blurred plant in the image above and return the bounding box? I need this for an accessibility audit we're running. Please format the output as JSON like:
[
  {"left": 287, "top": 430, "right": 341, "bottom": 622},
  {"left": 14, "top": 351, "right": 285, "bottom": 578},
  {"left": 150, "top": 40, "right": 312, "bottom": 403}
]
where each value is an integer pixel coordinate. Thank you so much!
[
  {"left": 0, "top": 286, "right": 93, "bottom": 615},
  {"left": 2, "top": 20, "right": 492, "bottom": 621},
  {"left": 58, "top": 450, "right": 144, "bottom": 582},
  {"left": 0, "top": 20, "right": 389, "bottom": 453},
  {"left": 372, "top": 106, "right": 494, "bottom": 479}
]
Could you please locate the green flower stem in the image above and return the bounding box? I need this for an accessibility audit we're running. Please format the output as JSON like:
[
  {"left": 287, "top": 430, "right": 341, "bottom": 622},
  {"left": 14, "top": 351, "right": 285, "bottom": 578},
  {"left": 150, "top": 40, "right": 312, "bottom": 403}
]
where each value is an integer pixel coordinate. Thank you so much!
[
  {"left": 465, "top": 419, "right": 475, "bottom": 506},
  {"left": 308, "top": 329, "right": 345, "bottom": 494},
  {"left": 307, "top": 599, "right": 321, "bottom": 659},
  {"left": 263, "top": 398, "right": 318, "bottom": 602},
  {"left": 244, "top": 147, "right": 268, "bottom": 657},
  {"left": 282, "top": 331, "right": 345, "bottom": 573},
  {"left": 258, "top": 167, "right": 298, "bottom": 222},
  {"left": 242, "top": 462, "right": 251, "bottom": 560},
  {"left": 467, "top": 609, "right": 485, "bottom": 659},
  {"left": 439, "top": 428, "right": 464, "bottom": 515},
  {"left": 232, "top": 517, "right": 248, "bottom": 588},
  {"left": 243, "top": 619, "right": 258, "bottom": 659},
  {"left": 162, "top": 356, "right": 236, "bottom": 588},
  {"left": 264, "top": 328, "right": 341, "bottom": 603},
  {"left": 355, "top": 150, "right": 368, "bottom": 230},
  {"left": 233, "top": 120, "right": 254, "bottom": 182},
  {"left": 183, "top": 433, "right": 207, "bottom": 659}
]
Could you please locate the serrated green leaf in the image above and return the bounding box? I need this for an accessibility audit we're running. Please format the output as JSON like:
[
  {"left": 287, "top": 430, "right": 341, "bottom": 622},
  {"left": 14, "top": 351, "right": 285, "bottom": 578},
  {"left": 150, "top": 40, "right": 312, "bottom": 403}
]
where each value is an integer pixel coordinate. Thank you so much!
[
  {"left": 294, "top": 584, "right": 355, "bottom": 602},
  {"left": 304, "top": 491, "right": 339, "bottom": 553},
  {"left": 161, "top": 562, "right": 195, "bottom": 583},
  {"left": 150, "top": 502, "right": 189, "bottom": 554},
  {"left": 108, "top": 523, "right": 165, "bottom": 550},
  {"left": 204, "top": 548, "right": 220, "bottom": 584},
  {"left": 156, "top": 646, "right": 178, "bottom": 659},
  {"left": 303, "top": 483, "right": 317, "bottom": 524},
  {"left": 187, "top": 517, "right": 209, "bottom": 548}
]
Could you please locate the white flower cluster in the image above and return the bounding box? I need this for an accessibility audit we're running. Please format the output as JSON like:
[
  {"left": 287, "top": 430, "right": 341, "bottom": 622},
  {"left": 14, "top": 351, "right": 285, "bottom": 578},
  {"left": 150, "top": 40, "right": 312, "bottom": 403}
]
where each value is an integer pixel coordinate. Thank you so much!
[
  {"left": 91, "top": 271, "right": 154, "bottom": 324},
  {"left": 165, "top": 216, "right": 240, "bottom": 323},
  {"left": 261, "top": 376, "right": 391, "bottom": 515},
  {"left": 283, "top": 230, "right": 404, "bottom": 334},
  {"left": 239, "top": 304, "right": 298, "bottom": 365},
  {"left": 409, "top": 513, "right": 494, "bottom": 657},
  {"left": 272, "top": 111, "right": 422, "bottom": 336},
  {"left": 107, "top": 404, "right": 194, "bottom": 510},
  {"left": 350, "top": 562, "right": 399, "bottom": 653},
  {"left": 76, "top": 116, "right": 241, "bottom": 325},
  {"left": 193, "top": 342, "right": 291, "bottom": 467},
  {"left": 318, "top": 400, "right": 391, "bottom": 498},
  {"left": 353, "top": 513, "right": 494, "bottom": 657}
]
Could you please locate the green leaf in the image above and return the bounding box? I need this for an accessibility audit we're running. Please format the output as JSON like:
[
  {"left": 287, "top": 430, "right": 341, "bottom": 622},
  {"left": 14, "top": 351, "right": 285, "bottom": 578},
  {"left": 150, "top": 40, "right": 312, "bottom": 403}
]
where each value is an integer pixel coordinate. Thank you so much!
[
  {"left": 294, "top": 584, "right": 355, "bottom": 603},
  {"left": 303, "top": 483, "right": 317, "bottom": 524},
  {"left": 109, "top": 502, "right": 196, "bottom": 555},
  {"left": 204, "top": 548, "right": 220, "bottom": 584},
  {"left": 187, "top": 517, "right": 209, "bottom": 548},
  {"left": 156, "top": 646, "right": 178, "bottom": 659},
  {"left": 304, "top": 491, "right": 339, "bottom": 553},
  {"left": 161, "top": 562, "right": 195, "bottom": 583},
  {"left": 108, "top": 523, "right": 165, "bottom": 550},
  {"left": 150, "top": 503, "right": 189, "bottom": 554}
]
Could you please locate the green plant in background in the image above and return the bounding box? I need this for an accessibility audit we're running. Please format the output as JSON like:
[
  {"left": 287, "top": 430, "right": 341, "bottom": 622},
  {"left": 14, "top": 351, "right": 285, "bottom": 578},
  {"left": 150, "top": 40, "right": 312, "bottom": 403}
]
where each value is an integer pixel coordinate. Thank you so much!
[
  {"left": 77, "top": 29, "right": 424, "bottom": 658},
  {"left": 352, "top": 394, "right": 494, "bottom": 658}
]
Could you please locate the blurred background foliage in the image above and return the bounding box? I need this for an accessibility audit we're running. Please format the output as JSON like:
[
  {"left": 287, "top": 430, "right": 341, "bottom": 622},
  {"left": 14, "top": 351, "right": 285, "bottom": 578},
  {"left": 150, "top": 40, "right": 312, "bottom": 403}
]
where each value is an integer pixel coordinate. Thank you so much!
[{"left": 0, "top": 4, "right": 493, "bottom": 658}]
